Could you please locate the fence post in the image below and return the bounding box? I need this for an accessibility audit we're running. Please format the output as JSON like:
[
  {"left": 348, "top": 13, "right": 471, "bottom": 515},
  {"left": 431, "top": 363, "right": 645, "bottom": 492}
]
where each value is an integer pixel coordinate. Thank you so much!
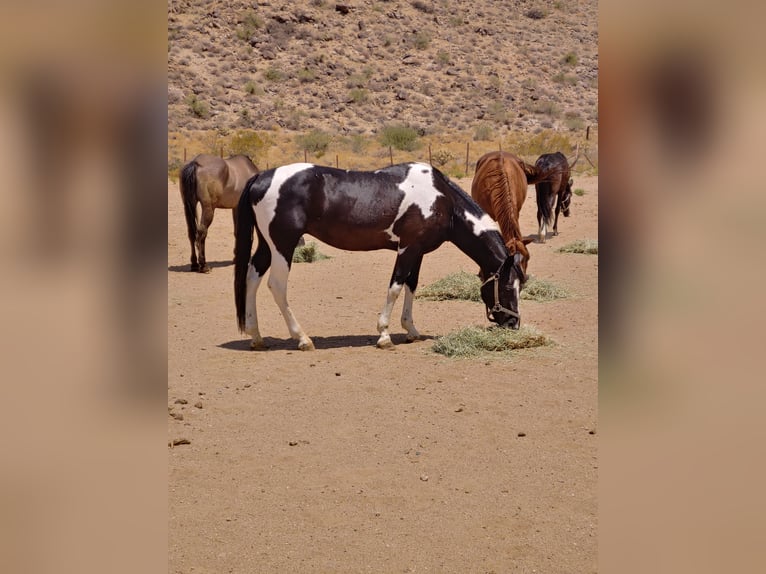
[
  {"left": 336, "top": 154, "right": 339, "bottom": 169},
  {"left": 389, "top": 146, "right": 393, "bottom": 166},
  {"left": 428, "top": 144, "right": 432, "bottom": 166},
  {"left": 220, "top": 146, "right": 223, "bottom": 159},
  {"left": 586, "top": 125, "right": 591, "bottom": 140},
  {"left": 465, "top": 142, "right": 470, "bottom": 175},
  {"left": 304, "top": 149, "right": 308, "bottom": 163},
  {"left": 183, "top": 147, "right": 187, "bottom": 162}
]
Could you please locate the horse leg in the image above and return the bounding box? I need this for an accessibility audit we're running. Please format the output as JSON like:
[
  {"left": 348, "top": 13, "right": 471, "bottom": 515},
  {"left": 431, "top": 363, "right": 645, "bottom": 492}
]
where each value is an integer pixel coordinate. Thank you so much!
[
  {"left": 377, "top": 250, "right": 420, "bottom": 349},
  {"left": 244, "top": 239, "right": 271, "bottom": 349},
  {"left": 196, "top": 204, "right": 214, "bottom": 273},
  {"left": 553, "top": 198, "right": 561, "bottom": 236},
  {"left": 537, "top": 208, "right": 547, "bottom": 243},
  {"left": 401, "top": 255, "right": 424, "bottom": 342},
  {"left": 267, "top": 253, "right": 314, "bottom": 351}
]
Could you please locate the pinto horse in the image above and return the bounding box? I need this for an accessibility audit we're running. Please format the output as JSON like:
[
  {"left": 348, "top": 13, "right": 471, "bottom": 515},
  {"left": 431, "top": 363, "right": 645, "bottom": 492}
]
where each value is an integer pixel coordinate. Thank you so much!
[
  {"left": 534, "top": 146, "right": 580, "bottom": 242},
  {"left": 470, "top": 151, "right": 552, "bottom": 274},
  {"left": 234, "top": 162, "right": 527, "bottom": 351},
  {"left": 179, "top": 154, "right": 259, "bottom": 272}
]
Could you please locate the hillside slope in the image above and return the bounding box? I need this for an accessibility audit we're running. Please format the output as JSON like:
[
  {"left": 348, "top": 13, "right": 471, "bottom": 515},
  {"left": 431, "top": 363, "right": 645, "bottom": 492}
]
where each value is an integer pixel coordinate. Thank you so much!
[{"left": 168, "top": 0, "right": 597, "bottom": 138}]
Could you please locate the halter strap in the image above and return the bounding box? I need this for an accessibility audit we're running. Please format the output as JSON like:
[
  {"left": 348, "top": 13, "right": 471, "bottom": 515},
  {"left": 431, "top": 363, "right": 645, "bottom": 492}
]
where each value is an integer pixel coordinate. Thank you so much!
[{"left": 481, "top": 263, "right": 520, "bottom": 323}]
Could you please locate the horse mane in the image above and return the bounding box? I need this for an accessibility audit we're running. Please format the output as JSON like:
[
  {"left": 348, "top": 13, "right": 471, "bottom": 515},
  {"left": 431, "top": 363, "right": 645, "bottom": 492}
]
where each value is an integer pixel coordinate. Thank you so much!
[{"left": 485, "top": 158, "right": 524, "bottom": 252}]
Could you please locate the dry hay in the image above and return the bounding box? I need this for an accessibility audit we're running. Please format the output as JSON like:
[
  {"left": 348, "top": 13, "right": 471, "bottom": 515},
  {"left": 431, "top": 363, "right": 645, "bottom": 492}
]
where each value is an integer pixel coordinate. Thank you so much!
[
  {"left": 292, "top": 242, "right": 330, "bottom": 263},
  {"left": 417, "top": 272, "right": 568, "bottom": 302},
  {"left": 431, "top": 325, "right": 550, "bottom": 358},
  {"left": 557, "top": 239, "right": 598, "bottom": 254},
  {"left": 416, "top": 270, "right": 481, "bottom": 301}
]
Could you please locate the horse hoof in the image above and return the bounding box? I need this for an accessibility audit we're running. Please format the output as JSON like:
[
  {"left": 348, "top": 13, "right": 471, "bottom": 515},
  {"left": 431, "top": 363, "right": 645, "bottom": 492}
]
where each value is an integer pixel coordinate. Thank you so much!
[
  {"left": 200, "top": 266, "right": 211, "bottom": 274},
  {"left": 298, "top": 340, "right": 315, "bottom": 351},
  {"left": 250, "top": 339, "right": 266, "bottom": 350},
  {"left": 190, "top": 263, "right": 200, "bottom": 272},
  {"left": 405, "top": 333, "right": 422, "bottom": 343},
  {"left": 376, "top": 338, "right": 395, "bottom": 350}
]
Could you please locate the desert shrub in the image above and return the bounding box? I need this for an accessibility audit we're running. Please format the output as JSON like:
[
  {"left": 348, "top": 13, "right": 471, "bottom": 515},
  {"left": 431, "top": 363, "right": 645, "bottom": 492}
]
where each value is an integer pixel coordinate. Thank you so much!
[
  {"left": 379, "top": 124, "right": 421, "bottom": 151},
  {"left": 186, "top": 94, "right": 209, "bottom": 119},
  {"left": 432, "top": 325, "right": 550, "bottom": 358},
  {"left": 412, "top": 1, "right": 434, "bottom": 13},
  {"left": 236, "top": 10, "right": 264, "bottom": 41},
  {"left": 561, "top": 51, "right": 578, "bottom": 66},
  {"left": 243, "top": 79, "right": 263, "bottom": 95},
  {"left": 348, "top": 88, "right": 369, "bottom": 104},
  {"left": 413, "top": 31, "right": 431, "bottom": 50},
  {"left": 506, "top": 130, "right": 574, "bottom": 157},
  {"left": 297, "top": 68, "right": 317, "bottom": 83},
  {"left": 292, "top": 242, "right": 330, "bottom": 263},
  {"left": 573, "top": 188, "right": 586, "bottom": 196},
  {"left": 263, "top": 67, "right": 284, "bottom": 82},
  {"left": 431, "top": 149, "right": 455, "bottom": 167},
  {"left": 525, "top": 8, "right": 547, "bottom": 20},
  {"left": 227, "top": 130, "right": 272, "bottom": 162},
  {"left": 295, "top": 129, "right": 332, "bottom": 158},
  {"left": 473, "top": 123, "right": 494, "bottom": 141}
]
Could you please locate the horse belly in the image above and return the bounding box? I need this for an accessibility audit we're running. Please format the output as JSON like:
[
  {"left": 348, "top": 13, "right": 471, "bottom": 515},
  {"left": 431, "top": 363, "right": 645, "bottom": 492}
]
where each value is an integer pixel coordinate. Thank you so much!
[{"left": 305, "top": 222, "right": 396, "bottom": 252}]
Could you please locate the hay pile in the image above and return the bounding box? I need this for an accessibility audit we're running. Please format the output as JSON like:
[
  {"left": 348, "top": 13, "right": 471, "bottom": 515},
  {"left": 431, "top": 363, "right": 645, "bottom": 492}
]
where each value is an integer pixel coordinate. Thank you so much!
[
  {"left": 417, "top": 272, "right": 568, "bottom": 302},
  {"left": 292, "top": 242, "right": 330, "bottom": 263},
  {"left": 416, "top": 271, "right": 481, "bottom": 301},
  {"left": 432, "top": 325, "right": 550, "bottom": 358},
  {"left": 557, "top": 239, "right": 598, "bottom": 254}
]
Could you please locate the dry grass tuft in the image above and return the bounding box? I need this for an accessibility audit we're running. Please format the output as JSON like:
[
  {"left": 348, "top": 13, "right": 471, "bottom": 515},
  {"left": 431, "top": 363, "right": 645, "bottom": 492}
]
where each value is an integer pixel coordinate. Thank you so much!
[
  {"left": 292, "top": 242, "right": 330, "bottom": 263},
  {"left": 557, "top": 239, "right": 598, "bottom": 254},
  {"left": 417, "top": 271, "right": 481, "bottom": 301},
  {"left": 432, "top": 325, "right": 550, "bottom": 358},
  {"left": 521, "top": 276, "right": 569, "bottom": 301},
  {"left": 417, "top": 272, "right": 568, "bottom": 302}
]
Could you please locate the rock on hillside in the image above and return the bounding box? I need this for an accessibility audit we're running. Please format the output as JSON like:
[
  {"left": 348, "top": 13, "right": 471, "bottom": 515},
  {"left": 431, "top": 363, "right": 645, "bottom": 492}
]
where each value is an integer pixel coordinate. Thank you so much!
[{"left": 167, "top": 0, "right": 597, "bottom": 136}]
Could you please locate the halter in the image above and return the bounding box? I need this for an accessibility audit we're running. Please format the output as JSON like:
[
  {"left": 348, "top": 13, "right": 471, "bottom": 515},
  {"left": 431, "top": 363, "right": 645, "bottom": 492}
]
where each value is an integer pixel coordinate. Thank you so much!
[{"left": 481, "top": 262, "right": 521, "bottom": 325}]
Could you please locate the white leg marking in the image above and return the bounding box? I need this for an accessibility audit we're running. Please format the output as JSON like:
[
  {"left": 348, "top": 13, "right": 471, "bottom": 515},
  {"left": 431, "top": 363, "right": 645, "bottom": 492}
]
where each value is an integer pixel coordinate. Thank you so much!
[
  {"left": 377, "top": 281, "right": 404, "bottom": 349},
  {"left": 401, "top": 285, "right": 421, "bottom": 342},
  {"left": 267, "top": 254, "right": 314, "bottom": 351},
  {"left": 245, "top": 264, "right": 265, "bottom": 349}
]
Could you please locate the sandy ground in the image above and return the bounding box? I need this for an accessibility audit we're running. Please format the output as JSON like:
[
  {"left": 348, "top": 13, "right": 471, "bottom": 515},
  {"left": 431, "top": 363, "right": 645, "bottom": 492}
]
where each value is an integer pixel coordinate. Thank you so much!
[{"left": 168, "top": 172, "right": 598, "bottom": 573}]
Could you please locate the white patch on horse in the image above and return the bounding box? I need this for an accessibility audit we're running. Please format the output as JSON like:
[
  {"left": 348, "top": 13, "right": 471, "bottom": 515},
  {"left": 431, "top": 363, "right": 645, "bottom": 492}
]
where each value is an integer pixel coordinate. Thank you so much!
[
  {"left": 464, "top": 211, "right": 500, "bottom": 236},
  {"left": 255, "top": 163, "right": 314, "bottom": 261},
  {"left": 384, "top": 164, "right": 442, "bottom": 242},
  {"left": 513, "top": 277, "right": 520, "bottom": 300}
]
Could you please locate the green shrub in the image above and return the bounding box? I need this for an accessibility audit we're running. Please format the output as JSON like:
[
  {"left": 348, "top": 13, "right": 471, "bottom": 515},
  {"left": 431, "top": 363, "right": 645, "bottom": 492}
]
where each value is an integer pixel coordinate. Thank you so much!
[
  {"left": 186, "top": 94, "right": 209, "bottom": 119},
  {"left": 236, "top": 10, "right": 264, "bottom": 41},
  {"left": 573, "top": 188, "right": 586, "bottom": 196},
  {"left": 561, "top": 51, "right": 578, "bottom": 66},
  {"left": 379, "top": 124, "right": 420, "bottom": 151},
  {"left": 263, "top": 67, "right": 284, "bottom": 82},
  {"left": 473, "top": 123, "right": 494, "bottom": 141},
  {"left": 227, "top": 130, "right": 272, "bottom": 162},
  {"left": 295, "top": 129, "right": 332, "bottom": 158},
  {"left": 348, "top": 88, "right": 369, "bottom": 104}
]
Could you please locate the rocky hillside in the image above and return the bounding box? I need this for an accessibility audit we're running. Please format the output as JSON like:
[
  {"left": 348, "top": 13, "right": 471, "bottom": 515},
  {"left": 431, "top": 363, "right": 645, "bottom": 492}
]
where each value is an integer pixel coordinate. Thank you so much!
[{"left": 167, "top": 0, "right": 597, "bottom": 138}]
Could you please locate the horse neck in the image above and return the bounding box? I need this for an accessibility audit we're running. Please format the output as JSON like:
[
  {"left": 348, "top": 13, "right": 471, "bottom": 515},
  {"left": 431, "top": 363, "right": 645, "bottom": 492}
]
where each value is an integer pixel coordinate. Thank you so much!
[
  {"left": 449, "top": 211, "right": 508, "bottom": 276},
  {"left": 495, "top": 160, "right": 524, "bottom": 246}
]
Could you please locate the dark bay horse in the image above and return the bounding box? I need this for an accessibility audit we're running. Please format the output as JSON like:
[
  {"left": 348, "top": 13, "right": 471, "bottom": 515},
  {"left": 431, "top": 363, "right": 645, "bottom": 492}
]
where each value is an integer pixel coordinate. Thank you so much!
[
  {"left": 470, "top": 151, "right": 552, "bottom": 274},
  {"left": 534, "top": 146, "right": 580, "bottom": 242},
  {"left": 234, "top": 162, "right": 527, "bottom": 351},
  {"left": 179, "top": 154, "right": 259, "bottom": 272}
]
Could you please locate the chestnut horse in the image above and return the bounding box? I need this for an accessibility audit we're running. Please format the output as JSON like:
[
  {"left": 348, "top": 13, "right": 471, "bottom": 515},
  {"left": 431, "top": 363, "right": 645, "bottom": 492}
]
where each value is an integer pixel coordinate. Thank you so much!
[
  {"left": 179, "top": 154, "right": 259, "bottom": 273},
  {"left": 234, "top": 162, "right": 527, "bottom": 351},
  {"left": 470, "top": 151, "right": 552, "bottom": 273},
  {"left": 534, "top": 146, "right": 580, "bottom": 242}
]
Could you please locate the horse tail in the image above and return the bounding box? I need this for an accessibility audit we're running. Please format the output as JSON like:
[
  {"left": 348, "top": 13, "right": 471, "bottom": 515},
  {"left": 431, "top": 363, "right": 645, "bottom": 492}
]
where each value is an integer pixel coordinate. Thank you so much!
[
  {"left": 536, "top": 176, "right": 554, "bottom": 225},
  {"left": 179, "top": 161, "right": 199, "bottom": 244},
  {"left": 234, "top": 178, "right": 256, "bottom": 332},
  {"left": 519, "top": 160, "right": 552, "bottom": 186}
]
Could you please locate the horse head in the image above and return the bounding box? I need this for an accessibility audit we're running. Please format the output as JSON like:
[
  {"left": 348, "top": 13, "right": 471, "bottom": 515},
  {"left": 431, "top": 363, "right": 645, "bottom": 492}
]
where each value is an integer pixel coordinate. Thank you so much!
[{"left": 479, "top": 251, "right": 527, "bottom": 330}]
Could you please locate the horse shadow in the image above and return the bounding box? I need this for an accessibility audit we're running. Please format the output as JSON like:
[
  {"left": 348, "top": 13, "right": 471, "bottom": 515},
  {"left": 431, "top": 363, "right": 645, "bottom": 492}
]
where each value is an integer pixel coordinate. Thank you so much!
[
  {"left": 168, "top": 260, "right": 234, "bottom": 273},
  {"left": 219, "top": 333, "right": 435, "bottom": 352}
]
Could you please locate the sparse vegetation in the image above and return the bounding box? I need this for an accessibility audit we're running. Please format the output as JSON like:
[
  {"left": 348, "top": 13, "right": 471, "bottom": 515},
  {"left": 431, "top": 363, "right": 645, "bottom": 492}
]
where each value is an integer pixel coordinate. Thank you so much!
[
  {"left": 561, "top": 51, "right": 578, "bottom": 66},
  {"left": 292, "top": 242, "right": 330, "bottom": 263},
  {"left": 295, "top": 129, "right": 332, "bottom": 158},
  {"left": 379, "top": 124, "right": 421, "bottom": 152},
  {"left": 521, "top": 277, "right": 569, "bottom": 301},
  {"left": 227, "top": 130, "right": 272, "bottom": 162},
  {"left": 187, "top": 95, "right": 209, "bottom": 119},
  {"left": 263, "top": 67, "right": 284, "bottom": 82},
  {"left": 236, "top": 10, "right": 264, "bottom": 42},
  {"left": 573, "top": 188, "right": 586, "bottom": 196},
  {"left": 431, "top": 149, "right": 455, "bottom": 167},
  {"left": 432, "top": 325, "right": 550, "bottom": 358},
  {"left": 417, "top": 271, "right": 480, "bottom": 301},
  {"left": 558, "top": 240, "right": 598, "bottom": 254}
]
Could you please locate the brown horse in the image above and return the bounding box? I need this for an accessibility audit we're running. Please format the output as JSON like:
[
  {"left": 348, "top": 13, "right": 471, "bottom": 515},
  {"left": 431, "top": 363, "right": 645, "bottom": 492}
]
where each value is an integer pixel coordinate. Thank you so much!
[
  {"left": 470, "top": 151, "right": 551, "bottom": 274},
  {"left": 179, "top": 154, "right": 259, "bottom": 272},
  {"left": 534, "top": 146, "right": 580, "bottom": 242}
]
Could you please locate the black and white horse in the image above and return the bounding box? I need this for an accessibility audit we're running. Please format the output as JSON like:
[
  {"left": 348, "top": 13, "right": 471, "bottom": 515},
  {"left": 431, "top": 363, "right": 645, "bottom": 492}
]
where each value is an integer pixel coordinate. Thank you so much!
[{"left": 234, "top": 162, "right": 527, "bottom": 351}]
